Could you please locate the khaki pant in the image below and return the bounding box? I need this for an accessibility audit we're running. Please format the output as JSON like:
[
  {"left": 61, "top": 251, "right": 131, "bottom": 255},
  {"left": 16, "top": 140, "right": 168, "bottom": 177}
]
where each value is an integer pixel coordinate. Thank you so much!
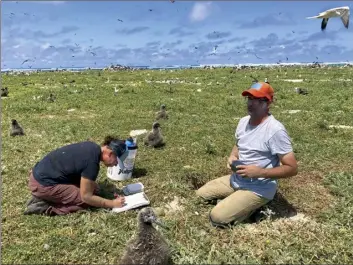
[{"left": 196, "top": 175, "right": 270, "bottom": 227}]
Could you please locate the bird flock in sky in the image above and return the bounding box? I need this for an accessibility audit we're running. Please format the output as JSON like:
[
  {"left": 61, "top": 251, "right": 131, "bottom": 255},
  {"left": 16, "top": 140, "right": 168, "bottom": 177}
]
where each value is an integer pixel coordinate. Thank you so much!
[{"left": 2, "top": 4, "right": 351, "bottom": 69}]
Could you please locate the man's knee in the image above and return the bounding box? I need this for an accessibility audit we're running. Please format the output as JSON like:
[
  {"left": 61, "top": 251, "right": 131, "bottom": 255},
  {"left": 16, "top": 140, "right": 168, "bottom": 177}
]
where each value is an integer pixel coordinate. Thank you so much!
[
  {"left": 209, "top": 205, "right": 251, "bottom": 227},
  {"left": 195, "top": 186, "right": 207, "bottom": 200},
  {"left": 209, "top": 207, "right": 232, "bottom": 227}
]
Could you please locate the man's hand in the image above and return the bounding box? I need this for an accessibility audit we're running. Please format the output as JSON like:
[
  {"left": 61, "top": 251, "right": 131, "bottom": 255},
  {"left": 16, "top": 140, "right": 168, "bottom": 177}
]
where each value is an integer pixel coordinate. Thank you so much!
[
  {"left": 236, "top": 165, "right": 265, "bottom": 178},
  {"left": 227, "top": 155, "right": 238, "bottom": 169}
]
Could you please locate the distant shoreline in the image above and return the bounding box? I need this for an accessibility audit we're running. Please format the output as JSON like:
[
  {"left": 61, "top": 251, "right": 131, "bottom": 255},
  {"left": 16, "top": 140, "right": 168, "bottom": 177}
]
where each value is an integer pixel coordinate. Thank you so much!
[{"left": 1, "top": 61, "right": 352, "bottom": 72}]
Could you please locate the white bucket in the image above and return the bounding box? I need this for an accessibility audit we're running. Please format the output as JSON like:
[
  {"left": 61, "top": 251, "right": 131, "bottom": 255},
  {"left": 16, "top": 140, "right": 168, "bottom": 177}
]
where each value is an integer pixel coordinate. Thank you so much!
[{"left": 107, "top": 138, "right": 138, "bottom": 181}]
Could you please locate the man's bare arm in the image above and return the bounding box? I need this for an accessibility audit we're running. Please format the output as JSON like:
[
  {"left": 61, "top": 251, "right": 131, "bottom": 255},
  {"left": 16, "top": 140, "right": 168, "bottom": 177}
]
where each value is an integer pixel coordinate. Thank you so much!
[{"left": 261, "top": 152, "right": 298, "bottom": 179}]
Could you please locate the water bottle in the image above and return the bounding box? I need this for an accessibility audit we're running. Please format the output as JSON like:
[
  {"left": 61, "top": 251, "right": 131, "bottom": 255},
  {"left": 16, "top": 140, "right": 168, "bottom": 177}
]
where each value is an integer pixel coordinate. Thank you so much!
[{"left": 107, "top": 137, "right": 138, "bottom": 181}]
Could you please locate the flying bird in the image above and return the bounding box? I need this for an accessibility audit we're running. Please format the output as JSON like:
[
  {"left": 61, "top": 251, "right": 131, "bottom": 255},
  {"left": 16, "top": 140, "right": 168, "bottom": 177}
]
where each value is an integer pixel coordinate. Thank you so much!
[
  {"left": 117, "top": 18, "right": 123, "bottom": 22},
  {"left": 21, "top": 59, "right": 32, "bottom": 65},
  {"left": 306, "top": 6, "right": 350, "bottom": 30}
]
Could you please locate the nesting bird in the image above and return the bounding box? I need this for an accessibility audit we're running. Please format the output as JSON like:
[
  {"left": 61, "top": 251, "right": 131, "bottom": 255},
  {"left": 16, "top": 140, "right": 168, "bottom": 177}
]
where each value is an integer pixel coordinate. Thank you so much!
[
  {"left": 294, "top": 87, "right": 308, "bottom": 95},
  {"left": 1, "top": 87, "right": 9, "bottom": 97},
  {"left": 306, "top": 6, "right": 350, "bottom": 30},
  {"left": 47, "top": 93, "right": 56, "bottom": 102},
  {"left": 249, "top": 75, "right": 259, "bottom": 83},
  {"left": 10, "top": 119, "right": 25, "bottom": 136},
  {"left": 118, "top": 207, "right": 172, "bottom": 265},
  {"left": 155, "top": 104, "right": 168, "bottom": 120},
  {"left": 144, "top": 122, "right": 165, "bottom": 148}
]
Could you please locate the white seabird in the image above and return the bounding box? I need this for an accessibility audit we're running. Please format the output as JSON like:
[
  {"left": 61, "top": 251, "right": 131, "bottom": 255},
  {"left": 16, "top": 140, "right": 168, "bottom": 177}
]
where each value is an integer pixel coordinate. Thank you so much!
[{"left": 306, "top": 6, "right": 350, "bottom": 30}]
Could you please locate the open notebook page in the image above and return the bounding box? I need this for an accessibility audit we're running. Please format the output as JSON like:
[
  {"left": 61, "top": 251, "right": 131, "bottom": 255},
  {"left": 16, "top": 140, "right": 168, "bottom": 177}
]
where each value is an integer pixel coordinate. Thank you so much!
[{"left": 111, "top": 192, "right": 150, "bottom": 213}]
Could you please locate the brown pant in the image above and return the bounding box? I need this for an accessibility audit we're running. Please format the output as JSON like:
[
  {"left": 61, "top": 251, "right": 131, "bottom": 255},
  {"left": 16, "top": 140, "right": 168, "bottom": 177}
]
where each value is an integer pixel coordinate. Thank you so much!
[
  {"left": 196, "top": 175, "right": 270, "bottom": 227},
  {"left": 28, "top": 170, "right": 98, "bottom": 216}
]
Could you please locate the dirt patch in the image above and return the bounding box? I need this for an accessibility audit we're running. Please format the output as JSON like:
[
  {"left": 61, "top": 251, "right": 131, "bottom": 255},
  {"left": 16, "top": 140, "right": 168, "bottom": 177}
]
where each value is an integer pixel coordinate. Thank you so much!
[
  {"left": 279, "top": 171, "right": 336, "bottom": 217},
  {"left": 283, "top": 79, "right": 303, "bottom": 82},
  {"left": 165, "top": 196, "right": 184, "bottom": 214},
  {"left": 38, "top": 113, "right": 97, "bottom": 120}
]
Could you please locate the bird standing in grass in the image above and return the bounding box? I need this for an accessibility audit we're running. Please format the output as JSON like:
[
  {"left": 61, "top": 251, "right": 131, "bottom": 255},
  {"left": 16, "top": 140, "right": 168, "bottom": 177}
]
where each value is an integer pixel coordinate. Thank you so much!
[
  {"left": 155, "top": 104, "right": 168, "bottom": 120},
  {"left": 294, "top": 87, "right": 308, "bottom": 95},
  {"left": 10, "top": 119, "right": 25, "bottom": 136},
  {"left": 118, "top": 207, "right": 172, "bottom": 265},
  {"left": 47, "top": 93, "right": 56, "bottom": 102},
  {"left": 144, "top": 122, "right": 165, "bottom": 148},
  {"left": 1, "top": 87, "right": 9, "bottom": 97},
  {"left": 306, "top": 6, "right": 350, "bottom": 30}
]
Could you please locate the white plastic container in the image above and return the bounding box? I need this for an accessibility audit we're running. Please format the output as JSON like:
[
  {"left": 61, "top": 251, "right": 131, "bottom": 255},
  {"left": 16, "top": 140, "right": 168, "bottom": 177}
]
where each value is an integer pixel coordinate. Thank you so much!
[{"left": 107, "top": 137, "right": 138, "bottom": 181}]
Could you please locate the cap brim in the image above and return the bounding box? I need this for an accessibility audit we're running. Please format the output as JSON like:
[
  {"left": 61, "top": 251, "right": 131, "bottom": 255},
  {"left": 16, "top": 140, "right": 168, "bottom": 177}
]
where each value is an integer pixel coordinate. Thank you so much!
[
  {"left": 242, "top": 89, "right": 272, "bottom": 101},
  {"left": 242, "top": 89, "right": 267, "bottom": 98}
]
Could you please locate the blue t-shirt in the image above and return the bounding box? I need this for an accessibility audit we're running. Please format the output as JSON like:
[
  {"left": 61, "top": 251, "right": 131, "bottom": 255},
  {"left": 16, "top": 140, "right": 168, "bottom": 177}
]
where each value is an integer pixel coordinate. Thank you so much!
[
  {"left": 33, "top": 141, "right": 102, "bottom": 186},
  {"left": 230, "top": 114, "right": 293, "bottom": 200}
]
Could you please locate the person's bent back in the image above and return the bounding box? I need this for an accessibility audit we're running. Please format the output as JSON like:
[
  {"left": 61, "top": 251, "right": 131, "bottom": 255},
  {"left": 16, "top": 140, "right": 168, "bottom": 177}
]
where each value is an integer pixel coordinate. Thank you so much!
[{"left": 24, "top": 136, "right": 129, "bottom": 216}]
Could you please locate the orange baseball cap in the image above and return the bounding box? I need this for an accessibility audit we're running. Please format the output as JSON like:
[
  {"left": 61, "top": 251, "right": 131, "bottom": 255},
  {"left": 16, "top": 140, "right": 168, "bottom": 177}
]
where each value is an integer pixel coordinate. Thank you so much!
[{"left": 242, "top": 82, "right": 274, "bottom": 102}]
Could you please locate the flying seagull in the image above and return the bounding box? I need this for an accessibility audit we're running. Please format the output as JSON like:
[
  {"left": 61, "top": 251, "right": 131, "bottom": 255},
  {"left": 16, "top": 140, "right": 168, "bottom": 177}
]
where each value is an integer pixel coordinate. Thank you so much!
[{"left": 306, "top": 6, "right": 350, "bottom": 30}]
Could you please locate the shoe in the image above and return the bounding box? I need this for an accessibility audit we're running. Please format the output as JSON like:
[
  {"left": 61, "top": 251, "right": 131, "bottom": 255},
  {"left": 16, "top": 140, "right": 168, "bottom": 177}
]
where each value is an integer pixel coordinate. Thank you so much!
[
  {"left": 26, "top": 195, "right": 43, "bottom": 207},
  {"left": 24, "top": 200, "right": 50, "bottom": 215}
]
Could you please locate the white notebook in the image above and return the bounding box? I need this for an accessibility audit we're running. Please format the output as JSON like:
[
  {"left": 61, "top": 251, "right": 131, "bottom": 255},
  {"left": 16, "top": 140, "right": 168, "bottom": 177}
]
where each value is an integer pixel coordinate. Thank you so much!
[{"left": 111, "top": 192, "right": 150, "bottom": 213}]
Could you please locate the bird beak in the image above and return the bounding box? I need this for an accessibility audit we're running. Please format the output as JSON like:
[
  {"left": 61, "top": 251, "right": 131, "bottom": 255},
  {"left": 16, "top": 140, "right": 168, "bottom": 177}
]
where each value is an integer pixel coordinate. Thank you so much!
[{"left": 153, "top": 218, "right": 169, "bottom": 230}]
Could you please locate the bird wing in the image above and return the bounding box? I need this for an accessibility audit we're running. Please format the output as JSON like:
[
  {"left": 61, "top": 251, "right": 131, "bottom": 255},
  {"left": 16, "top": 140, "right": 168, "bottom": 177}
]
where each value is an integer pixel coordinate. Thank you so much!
[
  {"left": 306, "top": 15, "right": 320, "bottom": 19},
  {"left": 340, "top": 9, "right": 350, "bottom": 28},
  {"left": 321, "top": 18, "right": 329, "bottom": 30}
]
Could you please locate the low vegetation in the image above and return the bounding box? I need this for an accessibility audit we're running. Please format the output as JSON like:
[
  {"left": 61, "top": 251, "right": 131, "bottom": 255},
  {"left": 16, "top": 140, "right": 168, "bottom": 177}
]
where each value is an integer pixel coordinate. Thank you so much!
[{"left": 1, "top": 66, "right": 353, "bottom": 264}]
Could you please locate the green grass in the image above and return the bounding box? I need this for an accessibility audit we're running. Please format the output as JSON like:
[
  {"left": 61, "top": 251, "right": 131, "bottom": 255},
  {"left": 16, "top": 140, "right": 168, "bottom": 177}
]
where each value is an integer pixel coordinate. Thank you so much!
[{"left": 1, "top": 66, "right": 353, "bottom": 264}]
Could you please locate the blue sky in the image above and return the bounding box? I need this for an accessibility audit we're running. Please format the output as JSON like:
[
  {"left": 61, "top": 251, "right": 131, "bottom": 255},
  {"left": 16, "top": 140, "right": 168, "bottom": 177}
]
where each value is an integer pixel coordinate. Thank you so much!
[{"left": 1, "top": 1, "right": 353, "bottom": 69}]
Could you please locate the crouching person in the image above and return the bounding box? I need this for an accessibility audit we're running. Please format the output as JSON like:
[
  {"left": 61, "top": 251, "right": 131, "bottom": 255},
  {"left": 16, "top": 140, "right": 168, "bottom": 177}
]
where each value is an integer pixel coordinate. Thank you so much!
[
  {"left": 196, "top": 81, "right": 298, "bottom": 228},
  {"left": 24, "top": 136, "right": 128, "bottom": 216}
]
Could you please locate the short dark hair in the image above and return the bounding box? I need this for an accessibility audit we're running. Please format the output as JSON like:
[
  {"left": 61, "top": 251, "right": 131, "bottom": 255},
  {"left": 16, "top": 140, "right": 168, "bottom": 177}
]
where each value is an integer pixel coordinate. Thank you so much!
[
  {"left": 102, "top": 135, "right": 120, "bottom": 146},
  {"left": 102, "top": 135, "right": 127, "bottom": 158}
]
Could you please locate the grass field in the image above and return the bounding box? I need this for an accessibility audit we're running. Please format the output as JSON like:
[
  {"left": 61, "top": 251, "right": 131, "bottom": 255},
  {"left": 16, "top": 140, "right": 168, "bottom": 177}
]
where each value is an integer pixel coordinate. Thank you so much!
[{"left": 1, "top": 66, "right": 353, "bottom": 264}]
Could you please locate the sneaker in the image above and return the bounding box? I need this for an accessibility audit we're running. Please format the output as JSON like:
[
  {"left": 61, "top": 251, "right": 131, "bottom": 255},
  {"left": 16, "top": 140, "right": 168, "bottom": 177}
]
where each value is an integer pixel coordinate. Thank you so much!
[
  {"left": 26, "top": 195, "right": 43, "bottom": 207},
  {"left": 24, "top": 200, "right": 50, "bottom": 215}
]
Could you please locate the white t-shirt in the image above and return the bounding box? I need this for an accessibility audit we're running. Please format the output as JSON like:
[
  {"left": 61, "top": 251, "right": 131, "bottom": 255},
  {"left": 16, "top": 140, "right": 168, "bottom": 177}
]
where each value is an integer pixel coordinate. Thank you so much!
[{"left": 230, "top": 114, "right": 293, "bottom": 200}]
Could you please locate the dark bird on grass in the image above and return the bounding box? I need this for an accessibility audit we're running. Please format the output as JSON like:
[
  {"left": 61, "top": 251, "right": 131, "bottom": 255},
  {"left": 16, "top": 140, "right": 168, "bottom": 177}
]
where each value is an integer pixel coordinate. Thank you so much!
[
  {"left": 144, "top": 122, "right": 165, "bottom": 148},
  {"left": 249, "top": 75, "right": 259, "bottom": 83},
  {"left": 118, "top": 207, "right": 173, "bottom": 265},
  {"left": 10, "top": 119, "right": 25, "bottom": 136},
  {"left": 155, "top": 104, "right": 168, "bottom": 120},
  {"left": 294, "top": 87, "right": 308, "bottom": 95},
  {"left": 47, "top": 93, "right": 56, "bottom": 102},
  {"left": 1, "top": 87, "right": 9, "bottom": 97}
]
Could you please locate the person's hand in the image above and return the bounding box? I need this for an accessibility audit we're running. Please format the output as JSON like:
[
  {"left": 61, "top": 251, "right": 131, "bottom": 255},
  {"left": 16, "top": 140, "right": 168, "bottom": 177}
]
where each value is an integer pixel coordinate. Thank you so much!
[
  {"left": 112, "top": 193, "right": 126, "bottom": 208},
  {"left": 236, "top": 165, "right": 265, "bottom": 178},
  {"left": 227, "top": 156, "right": 237, "bottom": 169}
]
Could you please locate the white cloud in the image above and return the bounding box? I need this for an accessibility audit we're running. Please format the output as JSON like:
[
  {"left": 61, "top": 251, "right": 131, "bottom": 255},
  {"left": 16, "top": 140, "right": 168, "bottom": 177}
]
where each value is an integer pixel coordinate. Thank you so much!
[
  {"left": 41, "top": 43, "right": 51, "bottom": 49},
  {"left": 189, "top": 2, "right": 212, "bottom": 22},
  {"left": 29, "top": 1, "right": 66, "bottom": 5}
]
